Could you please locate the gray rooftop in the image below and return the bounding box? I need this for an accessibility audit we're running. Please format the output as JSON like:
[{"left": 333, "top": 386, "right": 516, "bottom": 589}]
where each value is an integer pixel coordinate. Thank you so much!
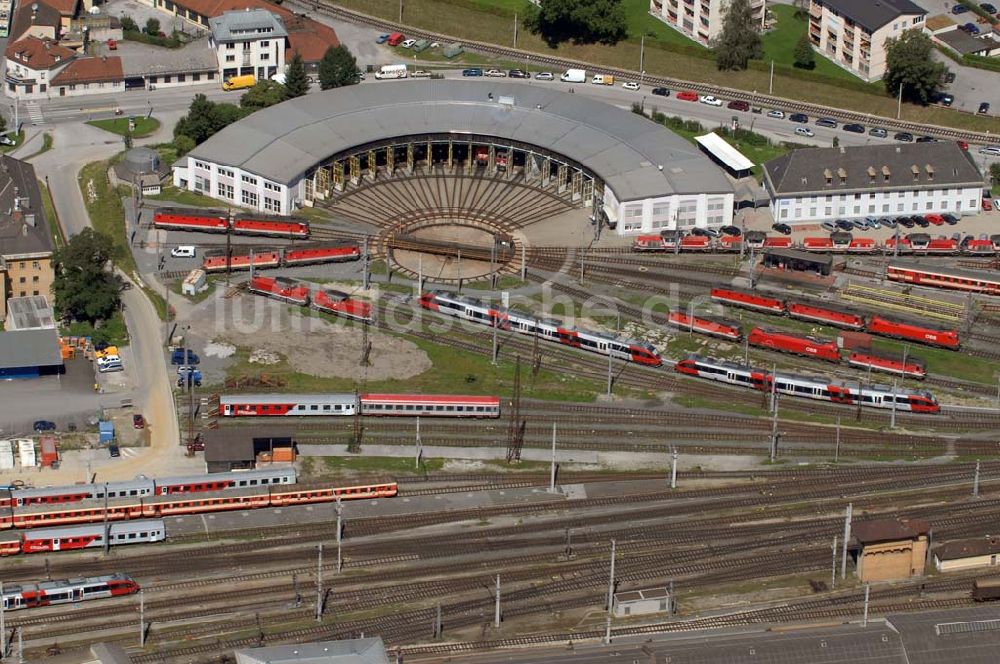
[
  {"left": 936, "top": 29, "right": 998, "bottom": 55},
  {"left": 234, "top": 638, "right": 388, "bottom": 664},
  {"left": 763, "top": 142, "right": 983, "bottom": 197},
  {"left": 210, "top": 8, "right": 287, "bottom": 43},
  {"left": 0, "top": 328, "right": 62, "bottom": 369},
  {"left": 188, "top": 80, "right": 734, "bottom": 202},
  {"left": 5, "top": 295, "right": 55, "bottom": 330},
  {"left": 816, "top": 0, "right": 926, "bottom": 33},
  {"left": 0, "top": 155, "right": 53, "bottom": 258},
  {"left": 115, "top": 37, "right": 217, "bottom": 78}
]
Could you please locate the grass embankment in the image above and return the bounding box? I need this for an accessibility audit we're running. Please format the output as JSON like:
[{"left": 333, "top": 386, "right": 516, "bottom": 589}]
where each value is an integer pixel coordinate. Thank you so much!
[
  {"left": 87, "top": 117, "right": 161, "bottom": 138},
  {"left": 359, "top": 0, "right": 999, "bottom": 132},
  {"left": 147, "top": 184, "right": 230, "bottom": 208},
  {"left": 321, "top": 456, "right": 447, "bottom": 474},
  {"left": 37, "top": 178, "right": 64, "bottom": 249},
  {"left": 79, "top": 158, "right": 136, "bottom": 275}
]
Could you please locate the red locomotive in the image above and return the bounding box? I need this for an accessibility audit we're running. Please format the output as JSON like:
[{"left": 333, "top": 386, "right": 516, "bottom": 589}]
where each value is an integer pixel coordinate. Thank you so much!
[
  {"left": 202, "top": 243, "right": 360, "bottom": 273},
  {"left": 203, "top": 249, "right": 281, "bottom": 272},
  {"left": 847, "top": 349, "right": 926, "bottom": 379},
  {"left": 710, "top": 288, "right": 785, "bottom": 313},
  {"left": 248, "top": 275, "right": 310, "bottom": 306},
  {"left": 748, "top": 327, "right": 841, "bottom": 362},
  {"left": 153, "top": 207, "right": 310, "bottom": 239},
  {"left": 865, "top": 315, "right": 960, "bottom": 349},
  {"left": 667, "top": 311, "right": 742, "bottom": 341},
  {"left": 311, "top": 289, "right": 373, "bottom": 322},
  {"left": 786, "top": 302, "right": 866, "bottom": 330},
  {"left": 283, "top": 243, "right": 360, "bottom": 266}
]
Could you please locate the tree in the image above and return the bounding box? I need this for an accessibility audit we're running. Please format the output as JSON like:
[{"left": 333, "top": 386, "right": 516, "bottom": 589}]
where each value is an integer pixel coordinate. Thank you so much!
[
  {"left": 713, "top": 0, "right": 762, "bottom": 71},
  {"left": 240, "top": 80, "right": 287, "bottom": 110},
  {"left": 284, "top": 52, "right": 310, "bottom": 98},
  {"left": 793, "top": 34, "right": 815, "bottom": 69},
  {"left": 990, "top": 163, "right": 1000, "bottom": 187},
  {"left": 52, "top": 228, "right": 122, "bottom": 324},
  {"left": 526, "top": 0, "right": 627, "bottom": 46},
  {"left": 120, "top": 14, "right": 138, "bottom": 32},
  {"left": 144, "top": 17, "right": 160, "bottom": 36},
  {"left": 318, "top": 45, "right": 359, "bottom": 90},
  {"left": 884, "top": 29, "right": 947, "bottom": 104},
  {"left": 173, "top": 134, "right": 196, "bottom": 155},
  {"left": 792, "top": 0, "right": 809, "bottom": 19},
  {"left": 174, "top": 95, "right": 248, "bottom": 146}
]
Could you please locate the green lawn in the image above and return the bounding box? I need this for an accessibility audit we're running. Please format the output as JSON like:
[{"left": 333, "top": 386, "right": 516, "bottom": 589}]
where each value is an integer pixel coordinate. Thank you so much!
[
  {"left": 147, "top": 184, "right": 229, "bottom": 208},
  {"left": 320, "top": 456, "right": 446, "bottom": 474},
  {"left": 87, "top": 116, "right": 161, "bottom": 138},
  {"left": 63, "top": 311, "right": 129, "bottom": 346},
  {"left": 79, "top": 157, "right": 138, "bottom": 276}
]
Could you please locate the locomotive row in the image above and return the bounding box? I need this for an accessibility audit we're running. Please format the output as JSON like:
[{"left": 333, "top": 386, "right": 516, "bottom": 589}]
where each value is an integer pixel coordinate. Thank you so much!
[
  {"left": 632, "top": 230, "right": 1000, "bottom": 256},
  {"left": 248, "top": 275, "right": 372, "bottom": 322}
]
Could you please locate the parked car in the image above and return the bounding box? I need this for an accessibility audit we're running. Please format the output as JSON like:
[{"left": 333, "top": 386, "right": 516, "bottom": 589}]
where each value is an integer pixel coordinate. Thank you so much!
[
  {"left": 704, "top": 227, "right": 721, "bottom": 238},
  {"left": 850, "top": 219, "right": 868, "bottom": 231},
  {"left": 484, "top": 69, "right": 506, "bottom": 77},
  {"left": 843, "top": 123, "right": 865, "bottom": 133},
  {"left": 916, "top": 135, "right": 939, "bottom": 143},
  {"left": 0, "top": 136, "right": 15, "bottom": 147},
  {"left": 979, "top": 146, "right": 1000, "bottom": 156},
  {"left": 994, "top": 199, "right": 1000, "bottom": 211},
  {"left": 942, "top": 213, "right": 958, "bottom": 225},
  {"left": 767, "top": 109, "right": 785, "bottom": 119},
  {"left": 33, "top": 420, "right": 56, "bottom": 432},
  {"left": 699, "top": 95, "right": 723, "bottom": 106},
  {"left": 690, "top": 227, "right": 710, "bottom": 237},
  {"left": 952, "top": 3, "right": 968, "bottom": 13},
  {"left": 171, "top": 349, "right": 200, "bottom": 365},
  {"left": 979, "top": 102, "right": 991, "bottom": 115},
  {"left": 727, "top": 100, "right": 750, "bottom": 111},
  {"left": 912, "top": 215, "right": 930, "bottom": 228},
  {"left": 864, "top": 217, "right": 880, "bottom": 229},
  {"left": 535, "top": 72, "right": 554, "bottom": 80},
  {"left": 869, "top": 127, "right": 888, "bottom": 138},
  {"left": 772, "top": 222, "right": 792, "bottom": 235},
  {"left": 984, "top": 198, "right": 994, "bottom": 211},
  {"left": 677, "top": 90, "right": 699, "bottom": 102},
  {"left": 400, "top": 39, "right": 418, "bottom": 48},
  {"left": 794, "top": 127, "right": 814, "bottom": 137},
  {"left": 925, "top": 214, "right": 944, "bottom": 226},
  {"left": 878, "top": 218, "right": 897, "bottom": 229},
  {"left": 508, "top": 69, "right": 528, "bottom": 78},
  {"left": 894, "top": 132, "right": 914, "bottom": 142},
  {"left": 963, "top": 22, "right": 981, "bottom": 35},
  {"left": 621, "top": 81, "right": 640, "bottom": 91},
  {"left": 789, "top": 113, "right": 809, "bottom": 123},
  {"left": 957, "top": 140, "right": 969, "bottom": 151},
  {"left": 933, "top": 93, "right": 954, "bottom": 107},
  {"left": 815, "top": 117, "right": 838, "bottom": 128},
  {"left": 720, "top": 225, "right": 741, "bottom": 236},
  {"left": 835, "top": 219, "right": 854, "bottom": 231},
  {"left": 896, "top": 216, "right": 915, "bottom": 228},
  {"left": 983, "top": 3, "right": 997, "bottom": 12},
  {"left": 651, "top": 87, "right": 670, "bottom": 96},
  {"left": 109, "top": 443, "right": 121, "bottom": 458},
  {"left": 411, "top": 70, "right": 431, "bottom": 78},
  {"left": 376, "top": 33, "right": 390, "bottom": 44},
  {"left": 462, "top": 68, "right": 483, "bottom": 77},
  {"left": 94, "top": 340, "right": 110, "bottom": 351},
  {"left": 821, "top": 221, "right": 838, "bottom": 232},
  {"left": 133, "top": 414, "right": 145, "bottom": 429}
]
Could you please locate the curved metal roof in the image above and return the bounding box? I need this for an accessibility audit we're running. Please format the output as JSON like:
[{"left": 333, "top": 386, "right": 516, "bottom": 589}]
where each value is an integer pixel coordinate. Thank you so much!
[{"left": 188, "top": 80, "right": 734, "bottom": 202}]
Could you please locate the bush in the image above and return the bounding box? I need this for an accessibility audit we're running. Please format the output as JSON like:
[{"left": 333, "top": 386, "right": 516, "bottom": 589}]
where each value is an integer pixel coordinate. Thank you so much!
[
  {"left": 173, "top": 134, "right": 196, "bottom": 155},
  {"left": 120, "top": 14, "right": 138, "bottom": 32}
]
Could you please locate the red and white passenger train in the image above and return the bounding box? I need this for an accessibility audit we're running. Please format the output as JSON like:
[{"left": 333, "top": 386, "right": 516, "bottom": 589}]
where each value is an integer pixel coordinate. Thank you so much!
[
  {"left": 202, "top": 242, "right": 360, "bottom": 273},
  {"left": 247, "top": 275, "right": 373, "bottom": 322},
  {"left": 153, "top": 207, "right": 310, "bottom": 239},
  {"left": 0, "top": 520, "right": 166, "bottom": 556},
  {"left": 219, "top": 393, "right": 501, "bottom": 418},
  {"left": 887, "top": 262, "right": 1000, "bottom": 297},
  {"left": 419, "top": 290, "right": 662, "bottom": 367},
  {"left": 0, "top": 574, "right": 139, "bottom": 610},
  {"left": 709, "top": 287, "right": 960, "bottom": 350},
  {"left": 675, "top": 355, "right": 940, "bottom": 413}
]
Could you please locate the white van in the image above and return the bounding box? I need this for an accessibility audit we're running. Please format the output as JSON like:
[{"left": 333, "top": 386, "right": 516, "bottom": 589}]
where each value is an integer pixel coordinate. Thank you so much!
[
  {"left": 171, "top": 246, "right": 196, "bottom": 258},
  {"left": 374, "top": 64, "right": 408, "bottom": 80}
]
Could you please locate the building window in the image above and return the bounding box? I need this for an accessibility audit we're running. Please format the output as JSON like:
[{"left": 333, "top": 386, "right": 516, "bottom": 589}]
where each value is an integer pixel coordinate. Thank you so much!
[
  {"left": 925, "top": 201, "right": 933, "bottom": 210},
  {"left": 19, "top": 276, "right": 25, "bottom": 283},
  {"left": 218, "top": 182, "right": 234, "bottom": 199},
  {"left": 264, "top": 181, "right": 280, "bottom": 192},
  {"left": 194, "top": 161, "right": 209, "bottom": 170},
  {"left": 969, "top": 199, "right": 977, "bottom": 208},
  {"left": 263, "top": 197, "right": 280, "bottom": 212},
  {"left": 260, "top": 53, "right": 269, "bottom": 61},
  {"left": 261, "top": 40, "right": 269, "bottom": 47},
  {"left": 242, "top": 174, "right": 257, "bottom": 185},
  {"left": 241, "top": 190, "right": 258, "bottom": 207},
  {"left": 194, "top": 176, "right": 208, "bottom": 192},
  {"left": 218, "top": 167, "right": 234, "bottom": 178},
  {"left": 32, "top": 261, "right": 39, "bottom": 269},
  {"left": 226, "top": 55, "right": 235, "bottom": 62},
  {"left": 227, "top": 43, "right": 235, "bottom": 50}
]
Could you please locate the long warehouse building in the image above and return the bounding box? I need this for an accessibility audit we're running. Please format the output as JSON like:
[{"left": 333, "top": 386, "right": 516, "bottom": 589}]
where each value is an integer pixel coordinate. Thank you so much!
[{"left": 172, "top": 80, "right": 735, "bottom": 236}]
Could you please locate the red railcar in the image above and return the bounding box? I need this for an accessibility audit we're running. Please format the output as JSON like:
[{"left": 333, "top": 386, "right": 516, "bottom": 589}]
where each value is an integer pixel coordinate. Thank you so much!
[
  {"left": 268, "top": 482, "right": 398, "bottom": 506},
  {"left": 632, "top": 235, "right": 668, "bottom": 252},
  {"left": 680, "top": 235, "right": 712, "bottom": 251},
  {"left": 763, "top": 236, "right": 793, "bottom": 249},
  {"left": 710, "top": 287, "right": 785, "bottom": 313},
  {"left": 748, "top": 327, "right": 841, "bottom": 362},
  {"left": 866, "top": 315, "right": 960, "bottom": 349},
  {"left": 152, "top": 207, "right": 228, "bottom": 233},
  {"left": 786, "top": 302, "right": 866, "bottom": 330},
  {"left": 847, "top": 349, "right": 926, "bottom": 379},
  {"left": 884, "top": 237, "right": 913, "bottom": 254},
  {"left": 717, "top": 235, "right": 743, "bottom": 252},
  {"left": 801, "top": 237, "right": 836, "bottom": 252},
  {"left": 231, "top": 215, "right": 310, "bottom": 239},
  {"left": 311, "top": 289, "right": 373, "bottom": 322},
  {"left": 667, "top": 311, "right": 742, "bottom": 340},
  {"left": 919, "top": 238, "right": 959, "bottom": 255},
  {"left": 203, "top": 249, "right": 281, "bottom": 272},
  {"left": 248, "top": 276, "right": 310, "bottom": 306},
  {"left": 282, "top": 243, "right": 360, "bottom": 266},
  {"left": 964, "top": 239, "right": 995, "bottom": 255},
  {"left": 845, "top": 238, "right": 877, "bottom": 254}
]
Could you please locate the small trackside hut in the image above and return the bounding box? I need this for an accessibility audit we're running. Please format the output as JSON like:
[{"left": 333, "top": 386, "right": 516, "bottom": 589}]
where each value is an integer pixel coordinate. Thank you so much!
[
  {"left": 203, "top": 427, "right": 295, "bottom": 473},
  {"left": 762, "top": 248, "right": 833, "bottom": 276},
  {"left": 851, "top": 517, "right": 930, "bottom": 582}
]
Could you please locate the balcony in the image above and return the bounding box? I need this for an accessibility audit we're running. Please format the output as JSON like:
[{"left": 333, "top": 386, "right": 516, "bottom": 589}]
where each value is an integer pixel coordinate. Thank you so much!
[
  {"left": 809, "top": 3, "right": 822, "bottom": 18},
  {"left": 4, "top": 73, "right": 36, "bottom": 85}
]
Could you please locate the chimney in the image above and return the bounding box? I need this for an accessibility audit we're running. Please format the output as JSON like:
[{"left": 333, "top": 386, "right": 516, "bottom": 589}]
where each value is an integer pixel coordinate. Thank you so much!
[
  {"left": 911, "top": 164, "right": 920, "bottom": 181},
  {"left": 837, "top": 167, "right": 847, "bottom": 184},
  {"left": 867, "top": 166, "right": 876, "bottom": 184},
  {"left": 824, "top": 168, "right": 833, "bottom": 185},
  {"left": 925, "top": 164, "right": 934, "bottom": 181}
]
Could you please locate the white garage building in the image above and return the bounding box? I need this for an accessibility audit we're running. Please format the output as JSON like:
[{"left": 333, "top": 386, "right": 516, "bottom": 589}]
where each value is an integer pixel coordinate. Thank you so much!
[{"left": 172, "top": 81, "right": 735, "bottom": 236}]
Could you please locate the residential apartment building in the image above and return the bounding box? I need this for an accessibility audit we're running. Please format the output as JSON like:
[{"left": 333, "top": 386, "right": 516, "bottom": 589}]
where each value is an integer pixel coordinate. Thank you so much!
[
  {"left": 4, "top": 35, "right": 75, "bottom": 99},
  {"left": 649, "top": 0, "right": 764, "bottom": 46},
  {"left": 808, "top": 0, "right": 926, "bottom": 81},
  {"left": 209, "top": 9, "right": 286, "bottom": 83},
  {"left": 762, "top": 143, "right": 985, "bottom": 224},
  {"left": 0, "top": 155, "right": 55, "bottom": 320}
]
